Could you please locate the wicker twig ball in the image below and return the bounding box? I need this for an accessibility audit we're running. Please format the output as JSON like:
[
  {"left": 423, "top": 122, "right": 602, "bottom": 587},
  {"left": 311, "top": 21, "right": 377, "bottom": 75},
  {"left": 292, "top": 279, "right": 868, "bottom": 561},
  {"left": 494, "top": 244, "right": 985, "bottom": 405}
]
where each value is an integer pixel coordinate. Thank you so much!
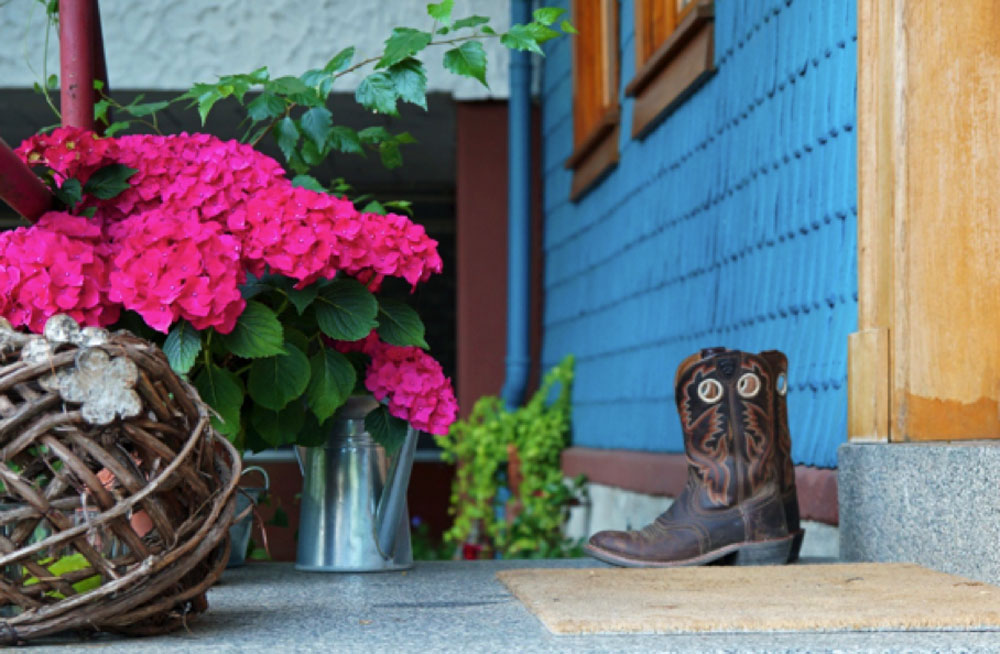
[{"left": 0, "top": 314, "right": 241, "bottom": 643}]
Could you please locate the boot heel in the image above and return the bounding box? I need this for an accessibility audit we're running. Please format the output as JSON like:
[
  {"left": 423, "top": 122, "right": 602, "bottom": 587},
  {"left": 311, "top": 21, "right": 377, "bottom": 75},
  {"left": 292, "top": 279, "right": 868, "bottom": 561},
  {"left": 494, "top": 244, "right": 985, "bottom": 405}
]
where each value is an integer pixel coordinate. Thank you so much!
[
  {"left": 733, "top": 537, "right": 794, "bottom": 566},
  {"left": 788, "top": 529, "right": 805, "bottom": 563}
]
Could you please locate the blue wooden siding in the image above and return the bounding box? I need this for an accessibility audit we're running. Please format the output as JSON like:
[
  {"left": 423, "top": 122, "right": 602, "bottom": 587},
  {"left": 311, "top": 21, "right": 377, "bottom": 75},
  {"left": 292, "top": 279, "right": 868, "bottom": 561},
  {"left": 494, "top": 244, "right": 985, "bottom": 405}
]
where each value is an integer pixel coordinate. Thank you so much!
[{"left": 539, "top": 0, "right": 858, "bottom": 468}]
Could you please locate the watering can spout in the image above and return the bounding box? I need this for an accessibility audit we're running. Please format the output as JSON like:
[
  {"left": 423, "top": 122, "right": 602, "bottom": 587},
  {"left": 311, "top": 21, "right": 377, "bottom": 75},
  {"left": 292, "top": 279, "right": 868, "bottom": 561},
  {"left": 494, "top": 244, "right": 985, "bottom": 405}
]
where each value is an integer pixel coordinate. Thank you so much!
[{"left": 375, "top": 425, "right": 419, "bottom": 560}]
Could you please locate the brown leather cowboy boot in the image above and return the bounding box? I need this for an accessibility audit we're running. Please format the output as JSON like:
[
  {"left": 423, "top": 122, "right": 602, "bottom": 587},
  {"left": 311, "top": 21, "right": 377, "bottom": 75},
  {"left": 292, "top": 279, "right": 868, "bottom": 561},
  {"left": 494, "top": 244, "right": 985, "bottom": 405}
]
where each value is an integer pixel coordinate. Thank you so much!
[
  {"left": 584, "top": 347, "right": 794, "bottom": 567},
  {"left": 759, "top": 350, "right": 804, "bottom": 562}
]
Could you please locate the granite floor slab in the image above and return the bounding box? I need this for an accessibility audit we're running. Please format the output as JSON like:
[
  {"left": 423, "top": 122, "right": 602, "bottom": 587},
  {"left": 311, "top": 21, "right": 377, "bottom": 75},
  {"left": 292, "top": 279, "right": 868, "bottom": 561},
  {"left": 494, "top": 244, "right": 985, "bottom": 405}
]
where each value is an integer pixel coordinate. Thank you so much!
[{"left": 25, "top": 560, "right": 1000, "bottom": 653}]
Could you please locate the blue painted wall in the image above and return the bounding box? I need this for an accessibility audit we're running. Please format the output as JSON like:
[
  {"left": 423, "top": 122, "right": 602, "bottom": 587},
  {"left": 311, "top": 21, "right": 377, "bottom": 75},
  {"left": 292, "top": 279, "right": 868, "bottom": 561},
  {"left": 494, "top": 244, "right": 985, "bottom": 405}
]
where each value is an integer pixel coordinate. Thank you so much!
[{"left": 539, "top": 0, "right": 858, "bottom": 468}]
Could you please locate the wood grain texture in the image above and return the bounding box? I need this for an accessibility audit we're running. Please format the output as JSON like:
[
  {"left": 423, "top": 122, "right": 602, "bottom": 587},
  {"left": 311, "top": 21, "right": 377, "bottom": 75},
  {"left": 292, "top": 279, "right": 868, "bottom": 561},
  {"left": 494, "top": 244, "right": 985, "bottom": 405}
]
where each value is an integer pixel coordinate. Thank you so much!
[
  {"left": 847, "top": 328, "right": 889, "bottom": 442},
  {"left": 854, "top": 0, "right": 1000, "bottom": 441}
]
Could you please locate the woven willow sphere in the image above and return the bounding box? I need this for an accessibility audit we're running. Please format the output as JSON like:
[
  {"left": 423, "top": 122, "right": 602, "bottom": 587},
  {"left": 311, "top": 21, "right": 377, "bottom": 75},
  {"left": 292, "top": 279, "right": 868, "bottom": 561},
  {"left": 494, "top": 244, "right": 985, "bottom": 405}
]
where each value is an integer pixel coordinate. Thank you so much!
[{"left": 0, "top": 315, "right": 240, "bottom": 643}]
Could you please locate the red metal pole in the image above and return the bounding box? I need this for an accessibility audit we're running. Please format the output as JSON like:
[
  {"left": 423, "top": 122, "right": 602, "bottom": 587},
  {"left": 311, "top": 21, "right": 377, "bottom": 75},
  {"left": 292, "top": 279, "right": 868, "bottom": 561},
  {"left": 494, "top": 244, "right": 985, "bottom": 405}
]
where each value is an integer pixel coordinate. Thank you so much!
[
  {"left": 0, "top": 139, "right": 54, "bottom": 223},
  {"left": 59, "top": 0, "right": 99, "bottom": 130}
]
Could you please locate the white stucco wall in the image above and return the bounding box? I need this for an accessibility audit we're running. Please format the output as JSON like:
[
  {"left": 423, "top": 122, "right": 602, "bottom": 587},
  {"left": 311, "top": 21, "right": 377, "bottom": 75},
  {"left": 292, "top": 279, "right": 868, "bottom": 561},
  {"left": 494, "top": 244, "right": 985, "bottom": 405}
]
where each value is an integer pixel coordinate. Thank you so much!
[{"left": 0, "top": 0, "right": 511, "bottom": 98}]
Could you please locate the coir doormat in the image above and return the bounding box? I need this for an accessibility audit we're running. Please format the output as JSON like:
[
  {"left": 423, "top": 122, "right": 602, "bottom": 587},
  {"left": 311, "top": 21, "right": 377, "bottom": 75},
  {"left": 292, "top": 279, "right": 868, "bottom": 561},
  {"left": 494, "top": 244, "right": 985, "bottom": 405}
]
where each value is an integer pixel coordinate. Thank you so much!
[{"left": 497, "top": 563, "right": 1000, "bottom": 635}]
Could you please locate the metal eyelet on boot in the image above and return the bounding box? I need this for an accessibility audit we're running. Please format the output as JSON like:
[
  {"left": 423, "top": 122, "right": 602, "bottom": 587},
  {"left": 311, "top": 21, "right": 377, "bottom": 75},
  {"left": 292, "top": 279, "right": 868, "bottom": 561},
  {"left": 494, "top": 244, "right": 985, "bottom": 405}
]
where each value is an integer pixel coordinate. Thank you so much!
[
  {"left": 776, "top": 373, "right": 788, "bottom": 397},
  {"left": 697, "top": 379, "right": 723, "bottom": 403},
  {"left": 737, "top": 372, "right": 761, "bottom": 398}
]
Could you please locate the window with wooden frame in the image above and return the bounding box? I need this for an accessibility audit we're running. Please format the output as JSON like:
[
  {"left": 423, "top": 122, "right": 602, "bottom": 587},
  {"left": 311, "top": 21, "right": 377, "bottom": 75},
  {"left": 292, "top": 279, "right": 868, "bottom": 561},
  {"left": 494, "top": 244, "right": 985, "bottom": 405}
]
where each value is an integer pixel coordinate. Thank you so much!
[
  {"left": 626, "top": 0, "right": 715, "bottom": 138},
  {"left": 565, "top": 0, "right": 619, "bottom": 201}
]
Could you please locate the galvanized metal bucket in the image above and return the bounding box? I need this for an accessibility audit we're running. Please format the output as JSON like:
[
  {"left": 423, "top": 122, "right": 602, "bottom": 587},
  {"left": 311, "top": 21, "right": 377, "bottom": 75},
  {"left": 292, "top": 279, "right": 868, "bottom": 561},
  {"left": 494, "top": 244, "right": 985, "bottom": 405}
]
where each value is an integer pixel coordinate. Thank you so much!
[{"left": 295, "top": 397, "right": 417, "bottom": 572}]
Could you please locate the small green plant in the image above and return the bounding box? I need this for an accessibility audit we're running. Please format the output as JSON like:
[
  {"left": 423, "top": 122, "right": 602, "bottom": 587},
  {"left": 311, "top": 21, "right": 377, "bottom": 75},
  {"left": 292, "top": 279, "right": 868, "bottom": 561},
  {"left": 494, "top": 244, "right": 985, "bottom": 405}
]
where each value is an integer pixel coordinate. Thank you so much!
[{"left": 435, "top": 355, "right": 585, "bottom": 558}]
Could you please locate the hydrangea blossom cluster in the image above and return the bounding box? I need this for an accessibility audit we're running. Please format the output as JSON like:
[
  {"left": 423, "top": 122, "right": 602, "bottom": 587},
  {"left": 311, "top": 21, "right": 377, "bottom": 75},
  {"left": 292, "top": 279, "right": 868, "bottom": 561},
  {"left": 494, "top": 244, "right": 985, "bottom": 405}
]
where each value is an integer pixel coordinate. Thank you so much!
[
  {"left": 0, "top": 212, "right": 117, "bottom": 332},
  {"left": 11, "top": 128, "right": 442, "bottom": 330},
  {"left": 107, "top": 209, "right": 245, "bottom": 333},
  {"left": 338, "top": 332, "right": 458, "bottom": 435},
  {"left": 107, "top": 132, "right": 286, "bottom": 221},
  {"left": 235, "top": 185, "right": 443, "bottom": 290},
  {"left": 15, "top": 126, "right": 119, "bottom": 185}
]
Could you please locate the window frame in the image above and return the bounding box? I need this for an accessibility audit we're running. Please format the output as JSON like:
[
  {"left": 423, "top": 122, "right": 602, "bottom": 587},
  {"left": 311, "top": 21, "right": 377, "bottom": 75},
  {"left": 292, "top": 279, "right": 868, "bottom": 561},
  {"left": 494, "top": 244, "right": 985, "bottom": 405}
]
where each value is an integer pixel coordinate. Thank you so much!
[
  {"left": 564, "top": 0, "right": 621, "bottom": 202},
  {"left": 625, "top": 0, "right": 715, "bottom": 138}
]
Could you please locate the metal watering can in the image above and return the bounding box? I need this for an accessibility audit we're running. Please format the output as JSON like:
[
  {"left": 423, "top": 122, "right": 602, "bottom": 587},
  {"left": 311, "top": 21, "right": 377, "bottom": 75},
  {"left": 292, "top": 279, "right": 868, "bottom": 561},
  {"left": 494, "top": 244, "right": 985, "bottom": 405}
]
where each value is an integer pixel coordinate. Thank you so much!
[{"left": 294, "top": 396, "right": 417, "bottom": 572}]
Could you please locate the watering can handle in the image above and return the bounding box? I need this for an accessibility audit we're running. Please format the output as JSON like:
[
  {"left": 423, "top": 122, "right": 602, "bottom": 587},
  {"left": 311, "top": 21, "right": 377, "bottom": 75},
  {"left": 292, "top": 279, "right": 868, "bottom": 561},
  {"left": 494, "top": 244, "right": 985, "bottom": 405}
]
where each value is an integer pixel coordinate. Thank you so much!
[
  {"left": 241, "top": 465, "right": 270, "bottom": 492},
  {"left": 294, "top": 446, "right": 305, "bottom": 477}
]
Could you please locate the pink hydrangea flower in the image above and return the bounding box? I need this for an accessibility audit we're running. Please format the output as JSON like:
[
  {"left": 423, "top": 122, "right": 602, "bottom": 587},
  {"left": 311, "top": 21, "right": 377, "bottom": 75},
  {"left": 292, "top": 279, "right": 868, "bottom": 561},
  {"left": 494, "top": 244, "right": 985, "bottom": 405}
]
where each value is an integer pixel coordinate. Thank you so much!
[
  {"left": 105, "top": 133, "right": 286, "bottom": 222},
  {"left": 236, "top": 183, "right": 360, "bottom": 286},
  {"left": 15, "top": 126, "right": 120, "bottom": 185},
  {"left": 0, "top": 211, "right": 117, "bottom": 332},
  {"left": 337, "top": 332, "right": 458, "bottom": 435},
  {"left": 107, "top": 208, "right": 245, "bottom": 333}
]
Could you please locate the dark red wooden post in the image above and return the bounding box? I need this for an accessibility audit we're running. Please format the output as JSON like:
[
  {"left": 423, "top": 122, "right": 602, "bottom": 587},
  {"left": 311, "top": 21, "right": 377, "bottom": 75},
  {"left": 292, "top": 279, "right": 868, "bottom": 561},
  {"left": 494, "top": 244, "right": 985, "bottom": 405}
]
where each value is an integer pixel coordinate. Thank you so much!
[
  {"left": 59, "top": 0, "right": 101, "bottom": 130},
  {"left": 0, "top": 139, "right": 54, "bottom": 222}
]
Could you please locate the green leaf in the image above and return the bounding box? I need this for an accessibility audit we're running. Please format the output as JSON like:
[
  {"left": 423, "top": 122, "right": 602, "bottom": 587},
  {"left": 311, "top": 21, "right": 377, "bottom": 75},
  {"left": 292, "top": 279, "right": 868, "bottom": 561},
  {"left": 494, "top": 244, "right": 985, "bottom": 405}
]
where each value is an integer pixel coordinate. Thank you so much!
[
  {"left": 291, "top": 174, "right": 325, "bottom": 192},
  {"left": 523, "top": 22, "right": 561, "bottom": 44},
  {"left": 247, "top": 343, "right": 311, "bottom": 411},
  {"left": 452, "top": 15, "right": 490, "bottom": 30},
  {"left": 443, "top": 41, "right": 488, "bottom": 87},
  {"left": 163, "top": 320, "right": 202, "bottom": 374},
  {"left": 267, "top": 275, "right": 321, "bottom": 315},
  {"left": 300, "top": 139, "right": 326, "bottom": 166},
  {"left": 376, "top": 296, "right": 429, "bottom": 349},
  {"left": 219, "top": 300, "right": 285, "bottom": 359},
  {"left": 501, "top": 24, "right": 545, "bottom": 55},
  {"left": 301, "top": 106, "right": 333, "bottom": 146},
  {"left": 532, "top": 7, "right": 565, "bottom": 25},
  {"left": 275, "top": 116, "right": 300, "bottom": 160},
  {"left": 362, "top": 200, "right": 386, "bottom": 215},
  {"left": 427, "top": 0, "right": 454, "bottom": 25},
  {"left": 194, "top": 364, "right": 244, "bottom": 437},
  {"left": 300, "top": 68, "right": 328, "bottom": 89},
  {"left": 47, "top": 73, "right": 59, "bottom": 89},
  {"left": 379, "top": 141, "right": 403, "bottom": 169},
  {"left": 82, "top": 164, "right": 137, "bottom": 199},
  {"left": 307, "top": 349, "right": 356, "bottom": 423},
  {"left": 388, "top": 58, "right": 427, "bottom": 110},
  {"left": 324, "top": 46, "right": 356, "bottom": 73},
  {"left": 79, "top": 206, "right": 97, "bottom": 218},
  {"left": 250, "top": 403, "right": 305, "bottom": 447},
  {"left": 481, "top": 25, "right": 497, "bottom": 36},
  {"left": 267, "top": 76, "right": 310, "bottom": 96},
  {"left": 103, "top": 121, "right": 130, "bottom": 137},
  {"left": 560, "top": 19, "right": 578, "bottom": 34},
  {"left": 54, "top": 178, "right": 82, "bottom": 208},
  {"left": 94, "top": 99, "right": 110, "bottom": 125},
  {"left": 125, "top": 101, "right": 169, "bottom": 117},
  {"left": 288, "top": 285, "right": 320, "bottom": 315},
  {"left": 247, "top": 93, "right": 285, "bottom": 121},
  {"left": 358, "top": 126, "right": 392, "bottom": 144},
  {"left": 383, "top": 199, "right": 413, "bottom": 216},
  {"left": 328, "top": 126, "right": 363, "bottom": 154},
  {"left": 197, "top": 89, "right": 224, "bottom": 124},
  {"left": 355, "top": 72, "right": 398, "bottom": 115},
  {"left": 377, "top": 27, "right": 432, "bottom": 69},
  {"left": 365, "top": 405, "right": 410, "bottom": 456},
  {"left": 314, "top": 278, "right": 379, "bottom": 341},
  {"left": 248, "top": 66, "right": 270, "bottom": 83}
]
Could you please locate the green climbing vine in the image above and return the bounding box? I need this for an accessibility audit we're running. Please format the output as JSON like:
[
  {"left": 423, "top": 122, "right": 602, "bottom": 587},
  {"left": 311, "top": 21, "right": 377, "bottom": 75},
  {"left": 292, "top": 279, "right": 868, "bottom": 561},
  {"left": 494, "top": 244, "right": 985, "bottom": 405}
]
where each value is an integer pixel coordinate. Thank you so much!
[{"left": 435, "top": 355, "right": 585, "bottom": 558}]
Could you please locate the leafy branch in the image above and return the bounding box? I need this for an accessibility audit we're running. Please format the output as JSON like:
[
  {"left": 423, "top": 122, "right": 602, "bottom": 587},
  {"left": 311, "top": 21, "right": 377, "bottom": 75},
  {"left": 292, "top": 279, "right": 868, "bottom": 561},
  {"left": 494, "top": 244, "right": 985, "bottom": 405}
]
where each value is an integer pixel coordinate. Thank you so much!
[{"left": 171, "top": 4, "right": 573, "bottom": 174}]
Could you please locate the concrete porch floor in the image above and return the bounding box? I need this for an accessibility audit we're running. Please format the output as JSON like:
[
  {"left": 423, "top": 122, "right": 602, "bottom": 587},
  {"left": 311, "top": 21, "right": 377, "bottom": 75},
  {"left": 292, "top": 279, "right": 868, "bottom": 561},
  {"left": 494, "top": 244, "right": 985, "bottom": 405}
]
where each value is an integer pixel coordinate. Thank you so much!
[{"left": 28, "top": 559, "right": 1000, "bottom": 653}]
